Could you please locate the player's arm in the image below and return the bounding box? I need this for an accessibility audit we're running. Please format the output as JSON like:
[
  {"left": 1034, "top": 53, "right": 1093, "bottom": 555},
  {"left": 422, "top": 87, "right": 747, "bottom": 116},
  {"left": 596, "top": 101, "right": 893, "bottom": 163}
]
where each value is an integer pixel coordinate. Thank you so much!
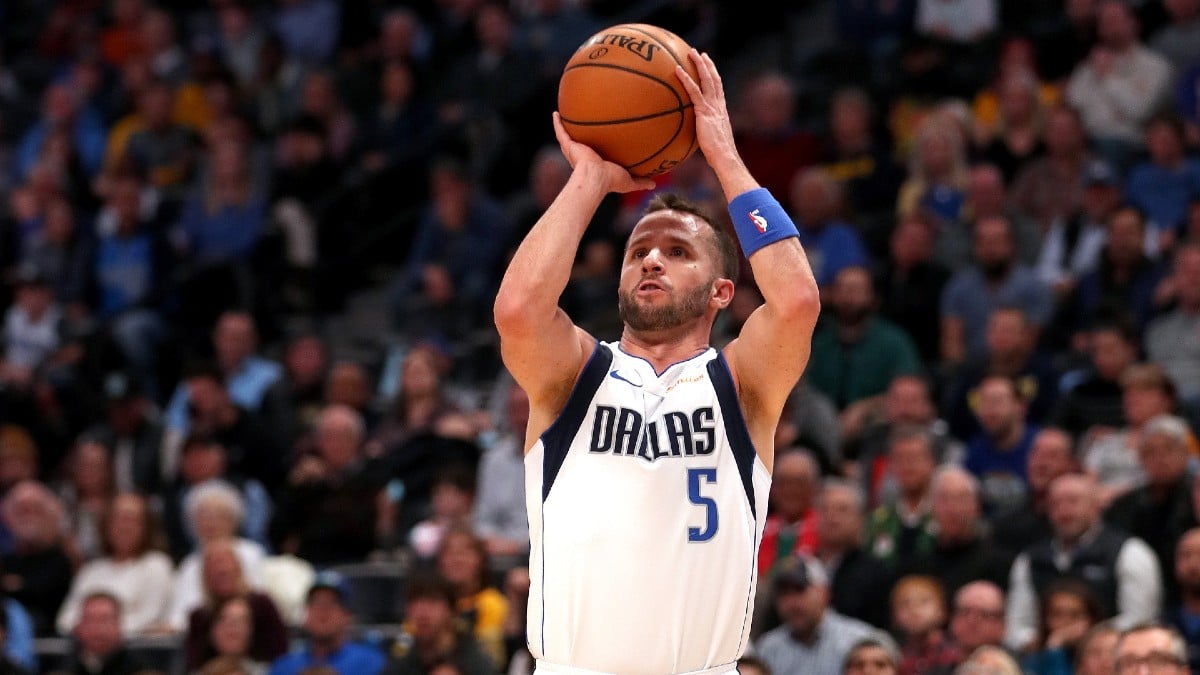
[
  {"left": 494, "top": 114, "right": 655, "bottom": 434},
  {"left": 676, "top": 51, "right": 821, "bottom": 468}
]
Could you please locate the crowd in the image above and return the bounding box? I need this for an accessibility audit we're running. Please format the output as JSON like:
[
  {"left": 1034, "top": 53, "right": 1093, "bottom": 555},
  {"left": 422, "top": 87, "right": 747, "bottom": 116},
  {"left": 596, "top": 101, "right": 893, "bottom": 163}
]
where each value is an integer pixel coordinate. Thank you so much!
[{"left": 0, "top": 0, "right": 1199, "bottom": 674}]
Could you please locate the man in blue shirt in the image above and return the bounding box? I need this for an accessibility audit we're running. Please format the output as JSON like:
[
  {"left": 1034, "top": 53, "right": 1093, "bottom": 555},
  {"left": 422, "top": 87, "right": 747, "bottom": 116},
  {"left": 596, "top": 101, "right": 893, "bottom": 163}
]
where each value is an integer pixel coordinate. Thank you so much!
[{"left": 268, "top": 571, "right": 386, "bottom": 675}]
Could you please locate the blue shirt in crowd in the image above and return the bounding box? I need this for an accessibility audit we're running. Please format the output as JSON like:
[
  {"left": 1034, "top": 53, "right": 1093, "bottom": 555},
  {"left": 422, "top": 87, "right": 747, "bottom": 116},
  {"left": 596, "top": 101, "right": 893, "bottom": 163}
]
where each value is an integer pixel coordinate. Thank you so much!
[{"left": 267, "top": 641, "right": 386, "bottom": 675}]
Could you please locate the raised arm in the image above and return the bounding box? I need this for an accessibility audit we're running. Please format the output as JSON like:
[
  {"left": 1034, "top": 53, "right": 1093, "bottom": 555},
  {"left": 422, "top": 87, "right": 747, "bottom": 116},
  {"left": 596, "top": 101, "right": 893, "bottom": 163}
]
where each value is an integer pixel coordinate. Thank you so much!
[
  {"left": 676, "top": 51, "right": 821, "bottom": 468},
  {"left": 493, "top": 115, "right": 654, "bottom": 437}
]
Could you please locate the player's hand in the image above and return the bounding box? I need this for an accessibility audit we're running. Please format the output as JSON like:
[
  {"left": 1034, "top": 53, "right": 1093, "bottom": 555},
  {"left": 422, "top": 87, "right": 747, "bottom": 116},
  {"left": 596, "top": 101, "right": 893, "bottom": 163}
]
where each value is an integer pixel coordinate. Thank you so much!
[
  {"left": 552, "top": 112, "right": 655, "bottom": 194},
  {"left": 676, "top": 49, "right": 738, "bottom": 172}
]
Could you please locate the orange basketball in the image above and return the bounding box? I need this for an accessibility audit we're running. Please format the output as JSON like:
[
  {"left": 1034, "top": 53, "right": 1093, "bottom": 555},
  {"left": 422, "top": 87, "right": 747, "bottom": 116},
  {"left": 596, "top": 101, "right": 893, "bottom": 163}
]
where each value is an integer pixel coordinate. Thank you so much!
[{"left": 557, "top": 23, "right": 701, "bottom": 178}]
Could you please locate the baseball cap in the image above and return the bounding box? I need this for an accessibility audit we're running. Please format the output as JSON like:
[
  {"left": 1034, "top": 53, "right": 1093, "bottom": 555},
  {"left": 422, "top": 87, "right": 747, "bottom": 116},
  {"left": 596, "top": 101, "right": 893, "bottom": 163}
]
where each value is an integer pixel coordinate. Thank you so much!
[
  {"left": 307, "top": 570, "right": 352, "bottom": 606},
  {"left": 1083, "top": 159, "right": 1120, "bottom": 188},
  {"left": 773, "top": 555, "right": 829, "bottom": 593}
]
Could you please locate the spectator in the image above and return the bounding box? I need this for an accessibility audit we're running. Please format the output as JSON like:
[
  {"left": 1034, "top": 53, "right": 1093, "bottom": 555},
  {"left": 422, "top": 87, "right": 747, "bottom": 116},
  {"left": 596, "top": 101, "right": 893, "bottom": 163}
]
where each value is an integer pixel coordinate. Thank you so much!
[
  {"left": 1125, "top": 112, "right": 1200, "bottom": 253},
  {"left": 818, "top": 86, "right": 905, "bottom": 237},
  {"left": 1065, "top": 0, "right": 1173, "bottom": 173},
  {"left": 1148, "top": 0, "right": 1200, "bottom": 77},
  {"left": 55, "top": 493, "right": 174, "bottom": 637},
  {"left": 176, "top": 139, "right": 269, "bottom": 266},
  {"left": 1164, "top": 527, "right": 1200, "bottom": 670},
  {"left": 266, "top": 571, "right": 385, "bottom": 675},
  {"left": 1104, "top": 414, "right": 1198, "bottom": 600},
  {"left": 874, "top": 216, "right": 952, "bottom": 363},
  {"left": 14, "top": 81, "right": 107, "bottom": 182},
  {"left": 787, "top": 167, "right": 871, "bottom": 293},
  {"left": 58, "top": 593, "right": 151, "bottom": 675},
  {"left": 1033, "top": 158, "right": 1122, "bottom": 309},
  {"left": 990, "top": 427, "right": 1080, "bottom": 555},
  {"left": 754, "top": 555, "right": 893, "bottom": 675},
  {"left": 946, "top": 581, "right": 1008, "bottom": 664},
  {"left": 272, "top": 0, "right": 340, "bottom": 67},
  {"left": 844, "top": 637, "right": 900, "bottom": 675},
  {"left": 1074, "top": 623, "right": 1120, "bottom": 675},
  {"left": 757, "top": 449, "right": 821, "bottom": 576},
  {"left": 816, "top": 479, "right": 894, "bottom": 630},
  {"left": 138, "top": 9, "right": 188, "bottom": 86},
  {"left": 1144, "top": 242, "right": 1200, "bottom": 419},
  {"left": 1005, "top": 473, "right": 1162, "bottom": 653},
  {"left": 1079, "top": 363, "right": 1180, "bottom": 506},
  {"left": 382, "top": 572, "right": 497, "bottom": 675},
  {"left": 167, "top": 480, "right": 269, "bottom": 631},
  {"left": 942, "top": 306, "right": 1061, "bottom": 442},
  {"left": 192, "top": 595, "right": 270, "bottom": 675},
  {"left": 895, "top": 466, "right": 1013, "bottom": 598},
  {"left": 53, "top": 436, "right": 116, "bottom": 564},
  {"left": 367, "top": 343, "right": 477, "bottom": 459},
  {"left": 864, "top": 426, "right": 939, "bottom": 568},
  {"left": 1112, "top": 623, "right": 1190, "bottom": 675},
  {"left": 955, "top": 163, "right": 1043, "bottom": 269},
  {"left": 21, "top": 196, "right": 91, "bottom": 311},
  {"left": 1011, "top": 104, "right": 1093, "bottom": 234},
  {"left": 0, "top": 264, "right": 67, "bottom": 395},
  {"left": 409, "top": 467, "right": 475, "bottom": 561},
  {"left": 435, "top": 526, "right": 508, "bottom": 670},
  {"left": 472, "top": 382, "right": 528, "bottom": 560},
  {"left": 1050, "top": 319, "right": 1140, "bottom": 441},
  {"left": 270, "top": 404, "right": 389, "bottom": 566},
  {"left": 891, "top": 575, "right": 960, "bottom": 675},
  {"left": 896, "top": 114, "right": 969, "bottom": 233},
  {"left": 961, "top": 374, "right": 1041, "bottom": 515},
  {"left": 389, "top": 156, "right": 514, "bottom": 342},
  {"left": 969, "top": 71, "right": 1047, "bottom": 184},
  {"left": 118, "top": 77, "right": 200, "bottom": 205},
  {"left": 0, "top": 480, "right": 73, "bottom": 638},
  {"left": 955, "top": 645, "right": 1023, "bottom": 675},
  {"left": 184, "top": 539, "right": 288, "bottom": 672},
  {"left": 806, "top": 265, "right": 922, "bottom": 412},
  {"left": 1019, "top": 578, "right": 1107, "bottom": 675},
  {"left": 939, "top": 215, "right": 1054, "bottom": 367},
  {"left": 731, "top": 70, "right": 820, "bottom": 202}
]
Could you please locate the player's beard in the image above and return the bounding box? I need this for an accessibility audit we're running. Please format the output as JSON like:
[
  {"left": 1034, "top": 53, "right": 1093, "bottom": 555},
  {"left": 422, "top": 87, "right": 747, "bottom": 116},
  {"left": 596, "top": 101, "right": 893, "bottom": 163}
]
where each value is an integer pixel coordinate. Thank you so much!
[{"left": 618, "top": 278, "right": 712, "bottom": 331}]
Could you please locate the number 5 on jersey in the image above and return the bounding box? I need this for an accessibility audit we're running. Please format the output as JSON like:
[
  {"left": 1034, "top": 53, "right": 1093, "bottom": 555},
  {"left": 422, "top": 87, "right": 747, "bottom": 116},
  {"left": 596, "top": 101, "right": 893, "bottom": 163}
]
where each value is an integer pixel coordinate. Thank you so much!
[{"left": 687, "top": 468, "right": 718, "bottom": 542}]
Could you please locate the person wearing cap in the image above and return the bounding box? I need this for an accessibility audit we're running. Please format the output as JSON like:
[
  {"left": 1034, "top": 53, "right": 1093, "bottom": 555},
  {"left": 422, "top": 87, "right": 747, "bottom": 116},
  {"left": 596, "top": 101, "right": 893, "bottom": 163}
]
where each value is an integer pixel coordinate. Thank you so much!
[
  {"left": 266, "top": 571, "right": 384, "bottom": 675},
  {"left": 82, "top": 370, "right": 168, "bottom": 496},
  {"left": 1104, "top": 414, "right": 1199, "bottom": 600},
  {"left": 753, "top": 555, "right": 894, "bottom": 675},
  {"left": 1033, "top": 157, "right": 1122, "bottom": 305},
  {"left": 0, "top": 262, "right": 66, "bottom": 393}
]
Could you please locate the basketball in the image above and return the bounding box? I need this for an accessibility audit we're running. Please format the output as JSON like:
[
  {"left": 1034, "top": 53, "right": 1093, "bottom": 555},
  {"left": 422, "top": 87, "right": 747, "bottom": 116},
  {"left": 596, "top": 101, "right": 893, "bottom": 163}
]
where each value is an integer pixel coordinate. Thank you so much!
[{"left": 557, "top": 24, "right": 701, "bottom": 178}]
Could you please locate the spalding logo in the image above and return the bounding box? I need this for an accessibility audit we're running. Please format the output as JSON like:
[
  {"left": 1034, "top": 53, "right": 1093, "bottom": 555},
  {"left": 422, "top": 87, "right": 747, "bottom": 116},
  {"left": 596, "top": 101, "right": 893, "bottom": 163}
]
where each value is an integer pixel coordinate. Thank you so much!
[{"left": 587, "top": 33, "right": 659, "bottom": 62}]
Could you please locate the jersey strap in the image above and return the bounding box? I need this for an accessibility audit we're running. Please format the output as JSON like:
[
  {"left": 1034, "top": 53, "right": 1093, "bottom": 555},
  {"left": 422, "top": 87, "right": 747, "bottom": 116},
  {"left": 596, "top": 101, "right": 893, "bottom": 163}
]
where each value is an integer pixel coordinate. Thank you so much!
[
  {"left": 539, "top": 342, "right": 614, "bottom": 501},
  {"left": 707, "top": 352, "right": 758, "bottom": 518}
]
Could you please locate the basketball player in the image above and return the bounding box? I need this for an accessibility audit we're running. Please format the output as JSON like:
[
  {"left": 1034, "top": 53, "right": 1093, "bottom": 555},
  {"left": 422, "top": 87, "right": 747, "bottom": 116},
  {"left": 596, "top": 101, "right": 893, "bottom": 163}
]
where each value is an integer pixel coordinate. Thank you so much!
[{"left": 493, "top": 48, "right": 820, "bottom": 675}]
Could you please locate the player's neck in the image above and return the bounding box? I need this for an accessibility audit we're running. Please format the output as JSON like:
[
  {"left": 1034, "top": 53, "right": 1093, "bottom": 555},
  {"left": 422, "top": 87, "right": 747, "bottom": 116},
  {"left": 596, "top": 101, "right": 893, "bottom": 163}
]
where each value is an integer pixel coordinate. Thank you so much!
[{"left": 619, "top": 326, "right": 711, "bottom": 374}]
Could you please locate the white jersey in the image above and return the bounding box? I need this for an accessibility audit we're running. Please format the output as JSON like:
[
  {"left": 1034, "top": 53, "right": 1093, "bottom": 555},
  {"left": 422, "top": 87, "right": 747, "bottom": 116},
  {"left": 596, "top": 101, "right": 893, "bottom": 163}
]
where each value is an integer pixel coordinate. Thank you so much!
[{"left": 526, "top": 341, "right": 771, "bottom": 675}]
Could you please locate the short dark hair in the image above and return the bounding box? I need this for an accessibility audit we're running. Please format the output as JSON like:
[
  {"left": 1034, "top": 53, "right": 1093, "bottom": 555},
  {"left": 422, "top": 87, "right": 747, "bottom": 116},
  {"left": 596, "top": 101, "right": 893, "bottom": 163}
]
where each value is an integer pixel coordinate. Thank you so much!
[
  {"left": 642, "top": 192, "right": 740, "bottom": 283},
  {"left": 405, "top": 571, "right": 457, "bottom": 607}
]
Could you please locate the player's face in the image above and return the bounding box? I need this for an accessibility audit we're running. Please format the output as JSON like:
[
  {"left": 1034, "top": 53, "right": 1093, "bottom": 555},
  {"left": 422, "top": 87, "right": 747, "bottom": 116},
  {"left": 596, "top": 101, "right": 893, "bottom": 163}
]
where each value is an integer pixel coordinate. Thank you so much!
[{"left": 619, "top": 212, "right": 719, "bottom": 332}]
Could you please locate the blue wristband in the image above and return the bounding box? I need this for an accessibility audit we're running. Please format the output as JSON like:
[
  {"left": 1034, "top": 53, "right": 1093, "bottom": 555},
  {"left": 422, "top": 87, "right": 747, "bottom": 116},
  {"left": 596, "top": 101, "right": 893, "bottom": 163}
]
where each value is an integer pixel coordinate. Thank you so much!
[{"left": 727, "top": 188, "right": 799, "bottom": 258}]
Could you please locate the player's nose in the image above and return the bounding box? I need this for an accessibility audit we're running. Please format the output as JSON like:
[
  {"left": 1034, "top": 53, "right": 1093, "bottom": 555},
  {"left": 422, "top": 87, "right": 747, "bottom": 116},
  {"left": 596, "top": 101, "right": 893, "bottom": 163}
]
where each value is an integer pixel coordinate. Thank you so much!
[{"left": 641, "top": 248, "right": 665, "bottom": 270}]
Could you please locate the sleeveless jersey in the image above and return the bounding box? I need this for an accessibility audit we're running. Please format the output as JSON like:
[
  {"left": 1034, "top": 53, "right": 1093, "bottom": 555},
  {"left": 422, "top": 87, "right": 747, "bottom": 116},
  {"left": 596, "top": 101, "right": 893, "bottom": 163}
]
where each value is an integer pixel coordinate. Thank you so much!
[{"left": 525, "top": 341, "right": 771, "bottom": 675}]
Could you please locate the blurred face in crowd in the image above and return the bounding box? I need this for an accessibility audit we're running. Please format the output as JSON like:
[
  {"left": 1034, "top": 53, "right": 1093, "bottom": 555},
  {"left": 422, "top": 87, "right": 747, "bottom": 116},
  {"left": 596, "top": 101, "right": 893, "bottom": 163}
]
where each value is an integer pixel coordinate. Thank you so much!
[
  {"left": 401, "top": 348, "right": 441, "bottom": 399},
  {"left": 1174, "top": 529, "right": 1200, "bottom": 593},
  {"left": 1114, "top": 628, "right": 1189, "bottom": 675},
  {"left": 769, "top": 452, "right": 817, "bottom": 522},
  {"left": 73, "top": 441, "right": 112, "bottom": 498},
  {"left": 1138, "top": 428, "right": 1189, "bottom": 488},
  {"left": 931, "top": 469, "right": 979, "bottom": 542},
  {"left": 203, "top": 544, "right": 244, "bottom": 599},
  {"left": 1098, "top": 0, "right": 1138, "bottom": 50},
  {"left": 889, "top": 218, "right": 935, "bottom": 269},
  {"left": 213, "top": 313, "right": 256, "bottom": 372},
  {"left": 180, "top": 440, "right": 226, "bottom": 485},
  {"left": 950, "top": 583, "right": 1006, "bottom": 653},
  {"left": 316, "top": 407, "right": 362, "bottom": 472},
  {"left": 889, "top": 434, "right": 936, "bottom": 498},
  {"left": 211, "top": 597, "right": 253, "bottom": 657},
  {"left": 325, "top": 362, "right": 370, "bottom": 410},
  {"left": 984, "top": 308, "right": 1030, "bottom": 359},
  {"left": 380, "top": 61, "right": 414, "bottom": 105},
  {"left": 1146, "top": 120, "right": 1184, "bottom": 166},
  {"left": 304, "top": 589, "right": 351, "bottom": 643},
  {"left": 830, "top": 89, "right": 871, "bottom": 149},
  {"left": 973, "top": 217, "right": 1015, "bottom": 278},
  {"left": 1045, "top": 107, "right": 1086, "bottom": 157},
  {"left": 1173, "top": 246, "right": 1200, "bottom": 312},
  {"left": 776, "top": 578, "right": 828, "bottom": 638},
  {"left": 1027, "top": 429, "right": 1076, "bottom": 495},
  {"left": 1106, "top": 209, "right": 1146, "bottom": 267},
  {"left": 885, "top": 376, "right": 934, "bottom": 425},
  {"left": 790, "top": 170, "right": 838, "bottom": 227},
  {"left": 817, "top": 484, "right": 862, "bottom": 551},
  {"left": 438, "top": 531, "right": 485, "bottom": 593},
  {"left": 892, "top": 579, "right": 945, "bottom": 637},
  {"left": 406, "top": 593, "right": 454, "bottom": 645},
  {"left": 1044, "top": 590, "right": 1094, "bottom": 641},
  {"left": 1090, "top": 327, "right": 1136, "bottom": 380},
  {"left": 193, "top": 498, "right": 238, "bottom": 543},
  {"left": 1122, "top": 382, "right": 1173, "bottom": 428},
  {"left": 974, "top": 377, "right": 1025, "bottom": 441},
  {"left": 830, "top": 266, "right": 875, "bottom": 326},
  {"left": 107, "top": 494, "right": 146, "bottom": 559},
  {"left": 844, "top": 643, "right": 898, "bottom": 675},
  {"left": 1048, "top": 475, "right": 1099, "bottom": 544},
  {"left": 285, "top": 336, "right": 327, "bottom": 389},
  {"left": 967, "top": 165, "right": 1007, "bottom": 218},
  {"left": 75, "top": 596, "right": 123, "bottom": 658},
  {"left": 1077, "top": 627, "right": 1119, "bottom": 675},
  {"left": 744, "top": 73, "right": 794, "bottom": 133},
  {"left": 3, "top": 482, "right": 59, "bottom": 547}
]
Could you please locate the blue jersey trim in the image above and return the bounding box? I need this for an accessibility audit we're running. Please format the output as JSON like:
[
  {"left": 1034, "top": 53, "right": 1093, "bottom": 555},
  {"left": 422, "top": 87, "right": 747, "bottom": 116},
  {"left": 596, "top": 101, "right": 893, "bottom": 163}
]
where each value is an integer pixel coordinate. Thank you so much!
[
  {"left": 707, "top": 352, "right": 757, "bottom": 519},
  {"left": 539, "top": 342, "right": 613, "bottom": 502}
]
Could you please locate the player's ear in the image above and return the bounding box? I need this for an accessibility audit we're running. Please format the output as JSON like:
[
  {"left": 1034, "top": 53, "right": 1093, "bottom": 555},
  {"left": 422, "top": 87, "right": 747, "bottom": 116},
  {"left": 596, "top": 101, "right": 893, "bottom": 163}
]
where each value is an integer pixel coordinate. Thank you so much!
[{"left": 711, "top": 278, "right": 735, "bottom": 309}]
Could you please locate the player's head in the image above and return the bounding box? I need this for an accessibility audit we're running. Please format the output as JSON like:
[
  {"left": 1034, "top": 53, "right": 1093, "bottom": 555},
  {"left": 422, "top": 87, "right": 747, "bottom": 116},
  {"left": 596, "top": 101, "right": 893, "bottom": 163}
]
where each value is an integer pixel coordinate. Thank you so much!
[{"left": 619, "top": 193, "right": 738, "bottom": 333}]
